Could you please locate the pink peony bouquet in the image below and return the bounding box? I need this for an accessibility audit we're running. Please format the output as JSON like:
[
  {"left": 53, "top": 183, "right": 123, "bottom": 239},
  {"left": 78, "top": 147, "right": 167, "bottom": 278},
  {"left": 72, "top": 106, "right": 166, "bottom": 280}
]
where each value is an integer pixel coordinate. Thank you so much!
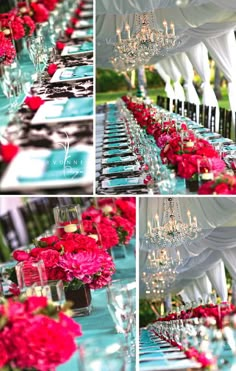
[
  {"left": 0, "top": 295, "right": 82, "bottom": 371},
  {"left": 13, "top": 232, "right": 115, "bottom": 290}
]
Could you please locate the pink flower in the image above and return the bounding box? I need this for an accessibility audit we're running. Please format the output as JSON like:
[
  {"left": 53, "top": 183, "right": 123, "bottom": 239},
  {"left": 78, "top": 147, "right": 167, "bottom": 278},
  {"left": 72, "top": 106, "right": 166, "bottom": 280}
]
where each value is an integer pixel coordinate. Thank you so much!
[
  {"left": 58, "top": 251, "right": 101, "bottom": 282},
  {"left": 12, "top": 250, "right": 30, "bottom": 262}
]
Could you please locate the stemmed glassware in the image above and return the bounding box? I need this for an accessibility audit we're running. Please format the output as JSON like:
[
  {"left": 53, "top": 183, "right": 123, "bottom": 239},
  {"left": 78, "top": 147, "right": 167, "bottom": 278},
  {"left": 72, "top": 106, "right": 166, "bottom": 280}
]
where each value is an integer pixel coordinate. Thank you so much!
[
  {"left": 106, "top": 279, "right": 136, "bottom": 359},
  {"left": 0, "top": 62, "right": 24, "bottom": 114}
]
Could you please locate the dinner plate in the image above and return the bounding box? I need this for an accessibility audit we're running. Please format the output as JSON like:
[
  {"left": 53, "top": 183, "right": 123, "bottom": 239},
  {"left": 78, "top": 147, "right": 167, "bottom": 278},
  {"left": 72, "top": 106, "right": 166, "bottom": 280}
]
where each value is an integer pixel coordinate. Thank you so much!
[
  {"left": 50, "top": 66, "right": 93, "bottom": 83},
  {"left": 102, "top": 177, "right": 143, "bottom": 189},
  {"left": 102, "top": 156, "right": 136, "bottom": 165},
  {"left": 102, "top": 164, "right": 140, "bottom": 175},
  {"left": 71, "top": 29, "right": 93, "bottom": 39},
  {"left": 75, "top": 19, "right": 93, "bottom": 28},
  {"left": 0, "top": 145, "right": 93, "bottom": 191},
  {"left": 61, "top": 42, "right": 93, "bottom": 56},
  {"left": 31, "top": 97, "right": 93, "bottom": 124}
]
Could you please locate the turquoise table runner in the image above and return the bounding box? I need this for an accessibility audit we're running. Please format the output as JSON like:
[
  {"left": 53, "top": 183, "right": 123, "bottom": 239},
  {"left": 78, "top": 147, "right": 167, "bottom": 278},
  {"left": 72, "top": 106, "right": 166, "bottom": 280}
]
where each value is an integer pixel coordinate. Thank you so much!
[{"left": 57, "top": 239, "right": 136, "bottom": 371}]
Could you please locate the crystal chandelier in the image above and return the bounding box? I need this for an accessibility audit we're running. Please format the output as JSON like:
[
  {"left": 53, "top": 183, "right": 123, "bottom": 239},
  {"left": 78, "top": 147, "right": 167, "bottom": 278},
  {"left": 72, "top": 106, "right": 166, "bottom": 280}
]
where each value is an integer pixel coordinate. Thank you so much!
[
  {"left": 145, "top": 198, "right": 201, "bottom": 248},
  {"left": 142, "top": 247, "right": 182, "bottom": 299},
  {"left": 114, "top": 11, "right": 178, "bottom": 68}
]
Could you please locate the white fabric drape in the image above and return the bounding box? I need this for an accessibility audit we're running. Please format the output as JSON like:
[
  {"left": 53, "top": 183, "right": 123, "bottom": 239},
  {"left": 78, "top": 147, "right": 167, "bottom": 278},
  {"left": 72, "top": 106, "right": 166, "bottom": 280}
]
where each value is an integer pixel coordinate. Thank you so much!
[
  {"left": 207, "top": 260, "right": 228, "bottom": 301},
  {"left": 154, "top": 62, "right": 175, "bottom": 99},
  {"left": 204, "top": 30, "right": 236, "bottom": 135},
  {"left": 159, "top": 59, "right": 185, "bottom": 101},
  {"left": 173, "top": 53, "right": 200, "bottom": 104},
  {"left": 187, "top": 42, "right": 218, "bottom": 107}
]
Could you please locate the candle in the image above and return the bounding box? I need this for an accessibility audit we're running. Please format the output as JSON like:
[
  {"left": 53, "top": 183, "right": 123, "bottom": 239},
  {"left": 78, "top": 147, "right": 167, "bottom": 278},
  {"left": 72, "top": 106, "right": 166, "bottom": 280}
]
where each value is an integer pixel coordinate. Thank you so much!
[
  {"left": 155, "top": 214, "right": 160, "bottom": 228},
  {"left": 125, "top": 24, "right": 130, "bottom": 39},
  {"left": 64, "top": 224, "right": 77, "bottom": 233},
  {"left": 116, "top": 28, "right": 121, "bottom": 43},
  {"left": 147, "top": 220, "right": 152, "bottom": 234},
  {"left": 177, "top": 250, "right": 180, "bottom": 262},
  {"left": 170, "top": 22, "right": 175, "bottom": 36},
  {"left": 187, "top": 210, "right": 191, "bottom": 225},
  {"left": 201, "top": 171, "right": 213, "bottom": 180},
  {"left": 163, "top": 19, "right": 168, "bottom": 35},
  {"left": 185, "top": 141, "right": 194, "bottom": 148},
  {"left": 193, "top": 216, "right": 197, "bottom": 227}
]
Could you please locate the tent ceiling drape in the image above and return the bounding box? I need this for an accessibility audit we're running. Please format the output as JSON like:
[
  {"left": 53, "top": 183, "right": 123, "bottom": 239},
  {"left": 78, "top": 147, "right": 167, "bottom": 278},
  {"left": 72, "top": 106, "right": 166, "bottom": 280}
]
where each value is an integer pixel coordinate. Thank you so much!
[
  {"left": 139, "top": 197, "right": 236, "bottom": 301},
  {"left": 96, "top": 1, "right": 236, "bottom": 68}
]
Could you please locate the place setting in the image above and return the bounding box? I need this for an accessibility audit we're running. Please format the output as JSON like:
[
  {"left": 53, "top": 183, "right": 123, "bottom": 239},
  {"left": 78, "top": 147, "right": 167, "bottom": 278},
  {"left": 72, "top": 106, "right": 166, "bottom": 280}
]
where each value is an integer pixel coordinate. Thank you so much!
[
  {"left": 0, "top": 196, "right": 136, "bottom": 371},
  {"left": 0, "top": 0, "right": 94, "bottom": 195}
]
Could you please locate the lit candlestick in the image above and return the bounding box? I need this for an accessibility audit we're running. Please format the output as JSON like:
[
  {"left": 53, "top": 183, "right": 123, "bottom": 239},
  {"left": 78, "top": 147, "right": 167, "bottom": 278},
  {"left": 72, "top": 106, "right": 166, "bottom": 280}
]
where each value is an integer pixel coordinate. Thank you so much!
[
  {"left": 147, "top": 220, "right": 152, "bottom": 235},
  {"left": 125, "top": 24, "right": 130, "bottom": 39},
  {"left": 155, "top": 213, "right": 160, "bottom": 228},
  {"left": 177, "top": 250, "right": 180, "bottom": 262},
  {"left": 170, "top": 22, "right": 175, "bottom": 36},
  {"left": 201, "top": 170, "right": 213, "bottom": 181},
  {"left": 193, "top": 216, "right": 197, "bottom": 227},
  {"left": 187, "top": 210, "right": 191, "bottom": 225},
  {"left": 116, "top": 28, "right": 121, "bottom": 43},
  {"left": 163, "top": 19, "right": 168, "bottom": 35}
]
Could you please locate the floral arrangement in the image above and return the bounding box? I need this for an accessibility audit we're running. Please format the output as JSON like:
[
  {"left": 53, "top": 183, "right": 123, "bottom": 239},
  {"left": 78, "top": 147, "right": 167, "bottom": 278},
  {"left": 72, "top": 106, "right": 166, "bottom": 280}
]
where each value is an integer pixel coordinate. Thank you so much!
[
  {"left": 122, "top": 96, "right": 228, "bottom": 185},
  {"left": 0, "top": 31, "right": 16, "bottom": 64},
  {"left": 0, "top": 8, "right": 35, "bottom": 40},
  {"left": 13, "top": 232, "right": 115, "bottom": 290},
  {"left": 198, "top": 174, "right": 236, "bottom": 194},
  {"left": 157, "top": 303, "right": 235, "bottom": 328},
  {"left": 55, "top": 198, "right": 136, "bottom": 248},
  {"left": 0, "top": 295, "right": 82, "bottom": 370}
]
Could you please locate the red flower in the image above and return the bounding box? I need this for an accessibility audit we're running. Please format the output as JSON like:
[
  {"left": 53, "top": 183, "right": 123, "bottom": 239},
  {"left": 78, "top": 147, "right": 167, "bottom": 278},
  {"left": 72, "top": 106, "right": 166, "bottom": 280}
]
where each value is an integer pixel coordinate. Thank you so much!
[
  {"left": 56, "top": 41, "right": 65, "bottom": 50},
  {"left": 40, "top": 235, "right": 59, "bottom": 246},
  {"left": 0, "top": 143, "right": 19, "bottom": 163},
  {"left": 38, "top": 249, "right": 60, "bottom": 268},
  {"left": 47, "top": 267, "right": 68, "bottom": 281},
  {"left": 112, "top": 215, "right": 134, "bottom": 244},
  {"left": 40, "top": 0, "right": 58, "bottom": 11},
  {"left": 96, "top": 222, "right": 119, "bottom": 249},
  {"left": 12, "top": 250, "right": 29, "bottom": 262},
  {"left": 47, "top": 63, "right": 57, "bottom": 76},
  {"left": 9, "top": 283, "right": 21, "bottom": 296},
  {"left": 22, "top": 15, "right": 35, "bottom": 36},
  {"left": 115, "top": 198, "right": 136, "bottom": 225},
  {"left": 24, "top": 296, "right": 48, "bottom": 312},
  {"left": 66, "top": 27, "right": 74, "bottom": 36},
  {"left": 31, "top": 3, "right": 49, "bottom": 23},
  {"left": 214, "top": 183, "right": 232, "bottom": 195},
  {"left": 25, "top": 96, "right": 44, "bottom": 111},
  {"left": 0, "top": 31, "right": 16, "bottom": 65},
  {"left": 0, "top": 340, "right": 9, "bottom": 368}
]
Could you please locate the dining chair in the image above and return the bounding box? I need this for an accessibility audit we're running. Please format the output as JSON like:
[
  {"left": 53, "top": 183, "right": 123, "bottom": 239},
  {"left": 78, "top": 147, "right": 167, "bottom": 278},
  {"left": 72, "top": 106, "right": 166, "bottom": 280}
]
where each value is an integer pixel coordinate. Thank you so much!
[
  {"left": 0, "top": 212, "right": 22, "bottom": 251},
  {"left": 18, "top": 205, "right": 41, "bottom": 242},
  {"left": 219, "top": 107, "right": 226, "bottom": 136}
]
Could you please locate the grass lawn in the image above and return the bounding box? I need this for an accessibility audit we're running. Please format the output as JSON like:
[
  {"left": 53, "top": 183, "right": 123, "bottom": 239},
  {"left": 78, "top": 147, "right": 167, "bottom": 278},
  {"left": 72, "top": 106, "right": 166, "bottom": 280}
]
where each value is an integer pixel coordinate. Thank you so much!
[{"left": 96, "top": 86, "right": 230, "bottom": 110}]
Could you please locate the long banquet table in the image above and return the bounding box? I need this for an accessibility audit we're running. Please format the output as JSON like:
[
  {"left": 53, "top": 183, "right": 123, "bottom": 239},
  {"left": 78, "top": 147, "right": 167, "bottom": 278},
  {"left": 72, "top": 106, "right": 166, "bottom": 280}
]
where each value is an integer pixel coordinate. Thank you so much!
[
  {"left": 57, "top": 239, "right": 136, "bottom": 371},
  {"left": 96, "top": 102, "right": 236, "bottom": 195},
  {"left": 0, "top": 0, "right": 93, "bottom": 195},
  {"left": 139, "top": 328, "right": 201, "bottom": 371}
]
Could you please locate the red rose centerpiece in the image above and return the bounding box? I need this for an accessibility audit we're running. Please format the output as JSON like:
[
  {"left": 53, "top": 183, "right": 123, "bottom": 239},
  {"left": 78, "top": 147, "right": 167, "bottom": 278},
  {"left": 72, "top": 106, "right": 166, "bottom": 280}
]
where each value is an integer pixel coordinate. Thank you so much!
[
  {"left": 0, "top": 295, "right": 82, "bottom": 370},
  {"left": 13, "top": 232, "right": 115, "bottom": 315}
]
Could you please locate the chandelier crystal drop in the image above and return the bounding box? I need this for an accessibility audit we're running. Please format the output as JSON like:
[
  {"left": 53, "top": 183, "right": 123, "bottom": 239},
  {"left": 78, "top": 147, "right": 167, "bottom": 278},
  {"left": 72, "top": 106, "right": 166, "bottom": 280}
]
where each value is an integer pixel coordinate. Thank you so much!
[
  {"left": 113, "top": 11, "right": 179, "bottom": 70},
  {"left": 145, "top": 198, "right": 201, "bottom": 248}
]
